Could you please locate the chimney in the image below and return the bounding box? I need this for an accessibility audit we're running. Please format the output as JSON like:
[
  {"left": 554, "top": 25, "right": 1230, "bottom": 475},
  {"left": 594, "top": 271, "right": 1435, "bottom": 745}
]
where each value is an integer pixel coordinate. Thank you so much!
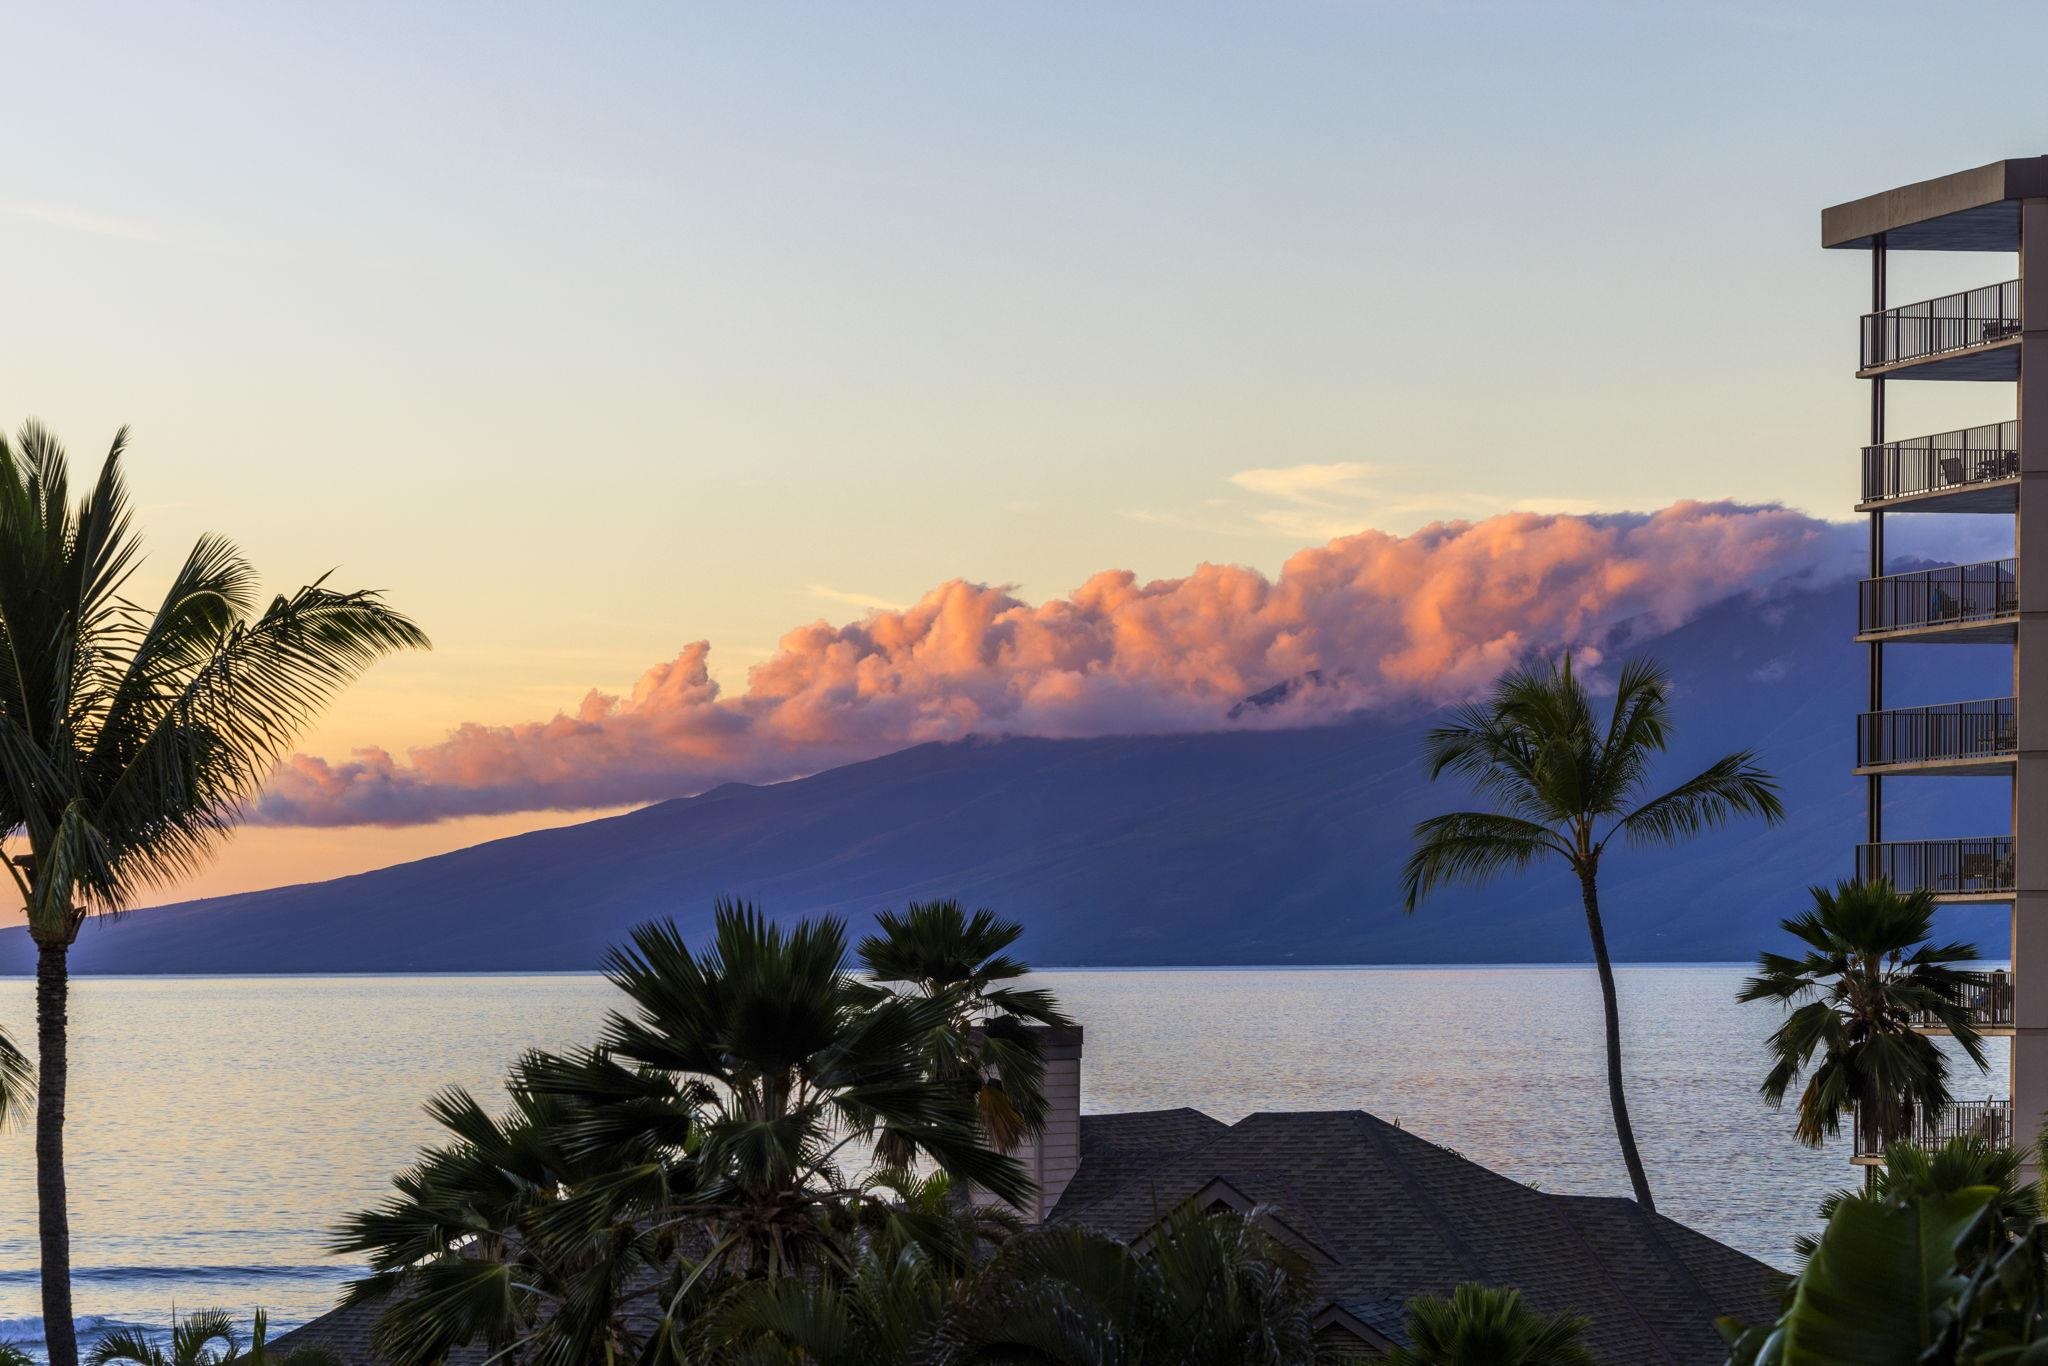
[{"left": 1005, "top": 1023, "right": 1083, "bottom": 1223}]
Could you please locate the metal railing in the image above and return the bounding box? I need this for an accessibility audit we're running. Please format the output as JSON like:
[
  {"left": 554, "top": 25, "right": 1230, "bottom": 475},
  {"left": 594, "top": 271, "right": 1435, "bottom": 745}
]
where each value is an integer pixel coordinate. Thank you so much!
[
  {"left": 1859, "top": 559, "right": 2016, "bottom": 635},
  {"left": 1907, "top": 970, "right": 2013, "bottom": 1031},
  {"left": 1863, "top": 420, "right": 2019, "bottom": 503},
  {"left": 1863, "top": 280, "right": 2020, "bottom": 369},
  {"left": 1855, "top": 1098, "right": 2012, "bottom": 1159},
  {"left": 1858, "top": 697, "right": 2016, "bottom": 768},
  {"left": 1858, "top": 837, "right": 2014, "bottom": 897}
]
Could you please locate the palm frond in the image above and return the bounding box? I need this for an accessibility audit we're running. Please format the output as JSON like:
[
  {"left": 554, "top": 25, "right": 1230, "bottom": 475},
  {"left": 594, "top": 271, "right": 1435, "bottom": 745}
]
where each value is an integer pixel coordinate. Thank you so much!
[
  {"left": 1401, "top": 811, "right": 1569, "bottom": 912},
  {"left": 1609, "top": 750, "right": 1784, "bottom": 850}
]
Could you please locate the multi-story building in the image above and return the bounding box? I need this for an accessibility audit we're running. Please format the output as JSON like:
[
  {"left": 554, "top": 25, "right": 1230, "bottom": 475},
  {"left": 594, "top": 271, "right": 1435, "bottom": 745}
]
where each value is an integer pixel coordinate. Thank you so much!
[{"left": 1824, "top": 159, "right": 2048, "bottom": 1164}]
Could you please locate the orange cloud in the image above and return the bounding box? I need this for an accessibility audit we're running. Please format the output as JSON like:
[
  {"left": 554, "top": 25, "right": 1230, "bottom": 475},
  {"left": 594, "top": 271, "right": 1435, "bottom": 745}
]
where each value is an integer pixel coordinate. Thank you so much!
[{"left": 253, "top": 501, "right": 1852, "bottom": 827}]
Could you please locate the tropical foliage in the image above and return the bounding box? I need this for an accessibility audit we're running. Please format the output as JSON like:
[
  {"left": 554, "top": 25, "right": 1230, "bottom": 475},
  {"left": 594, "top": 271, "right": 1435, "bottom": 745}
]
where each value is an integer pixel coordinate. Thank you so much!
[
  {"left": 0, "top": 1023, "right": 27, "bottom": 1129},
  {"left": 0, "top": 423, "right": 426, "bottom": 1366},
  {"left": 1381, "top": 1282, "right": 1596, "bottom": 1366},
  {"left": 1723, "top": 1137, "right": 2048, "bottom": 1365},
  {"left": 85, "top": 1308, "right": 340, "bottom": 1366},
  {"left": 1403, "top": 654, "right": 1783, "bottom": 1209},
  {"left": 1738, "top": 879, "right": 1989, "bottom": 1151},
  {"left": 704, "top": 1199, "right": 1316, "bottom": 1365},
  {"left": 855, "top": 897, "right": 1072, "bottom": 1153},
  {"left": 336, "top": 901, "right": 1339, "bottom": 1363}
]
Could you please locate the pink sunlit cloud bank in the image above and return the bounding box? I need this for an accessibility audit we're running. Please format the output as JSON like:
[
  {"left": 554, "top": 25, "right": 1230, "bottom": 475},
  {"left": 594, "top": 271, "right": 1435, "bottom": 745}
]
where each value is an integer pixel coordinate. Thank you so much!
[{"left": 256, "top": 501, "right": 1867, "bottom": 828}]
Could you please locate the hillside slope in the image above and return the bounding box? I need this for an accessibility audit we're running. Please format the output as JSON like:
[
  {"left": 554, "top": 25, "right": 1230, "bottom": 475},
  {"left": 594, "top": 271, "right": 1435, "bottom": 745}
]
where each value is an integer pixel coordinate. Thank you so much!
[{"left": 0, "top": 582, "right": 2011, "bottom": 972}]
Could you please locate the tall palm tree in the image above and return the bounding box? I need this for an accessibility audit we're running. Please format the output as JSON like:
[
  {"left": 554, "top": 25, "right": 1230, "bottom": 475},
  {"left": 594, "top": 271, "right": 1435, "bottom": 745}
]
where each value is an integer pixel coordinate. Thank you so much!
[
  {"left": 1739, "top": 878, "right": 1989, "bottom": 1153},
  {"left": 857, "top": 899, "right": 1072, "bottom": 1152},
  {"left": 0, "top": 422, "right": 427, "bottom": 1366},
  {"left": 1380, "top": 1283, "right": 1595, "bottom": 1366},
  {"left": 1402, "top": 655, "right": 1782, "bottom": 1211}
]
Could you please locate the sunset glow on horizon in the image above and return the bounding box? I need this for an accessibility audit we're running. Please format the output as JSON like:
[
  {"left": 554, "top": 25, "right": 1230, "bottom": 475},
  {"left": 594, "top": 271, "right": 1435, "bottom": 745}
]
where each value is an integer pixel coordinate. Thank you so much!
[{"left": 7, "top": 0, "right": 2045, "bottom": 909}]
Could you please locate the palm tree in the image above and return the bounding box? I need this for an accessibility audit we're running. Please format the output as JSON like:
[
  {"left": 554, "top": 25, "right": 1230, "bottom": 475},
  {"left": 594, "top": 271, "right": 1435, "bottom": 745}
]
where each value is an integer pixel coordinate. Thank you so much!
[
  {"left": 346, "top": 904, "right": 1031, "bottom": 1363},
  {"left": 1381, "top": 1283, "right": 1595, "bottom": 1366},
  {"left": 0, "top": 422, "right": 427, "bottom": 1366},
  {"left": 857, "top": 899, "right": 1073, "bottom": 1152},
  {"left": 1402, "top": 655, "right": 1782, "bottom": 1212},
  {"left": 333, "top": 1051, "right": 666, "bottom": 1366},
  {"left": 1739, "top": 879, "right": 1989, "bottom": 1153}
]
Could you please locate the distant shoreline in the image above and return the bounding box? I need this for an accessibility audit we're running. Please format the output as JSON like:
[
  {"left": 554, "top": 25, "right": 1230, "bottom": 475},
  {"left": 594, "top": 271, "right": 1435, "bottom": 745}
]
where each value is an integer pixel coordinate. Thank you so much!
[{"left": 0, "top": 960, "right": 1780, "bottom": 980}]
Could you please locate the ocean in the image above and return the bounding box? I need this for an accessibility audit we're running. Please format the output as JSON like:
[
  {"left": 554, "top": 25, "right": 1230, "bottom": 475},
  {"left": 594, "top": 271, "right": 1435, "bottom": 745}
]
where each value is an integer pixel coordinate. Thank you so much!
[{"left": 0, "top": 965, "right": 2006, "bottom": 1353}]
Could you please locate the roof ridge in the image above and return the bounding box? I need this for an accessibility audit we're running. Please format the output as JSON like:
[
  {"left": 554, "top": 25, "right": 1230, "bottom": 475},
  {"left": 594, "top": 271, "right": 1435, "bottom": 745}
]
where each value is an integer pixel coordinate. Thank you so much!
[{"left": 1344, "top": 1110, "right": 1491, "bottom": 1280}]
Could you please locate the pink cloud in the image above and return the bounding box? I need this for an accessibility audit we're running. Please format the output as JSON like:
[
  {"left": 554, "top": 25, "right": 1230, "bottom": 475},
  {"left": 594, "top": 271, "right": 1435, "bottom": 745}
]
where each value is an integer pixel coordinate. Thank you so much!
[{"left": 253, "top": 501, "right": 1856, "bottom": 827}]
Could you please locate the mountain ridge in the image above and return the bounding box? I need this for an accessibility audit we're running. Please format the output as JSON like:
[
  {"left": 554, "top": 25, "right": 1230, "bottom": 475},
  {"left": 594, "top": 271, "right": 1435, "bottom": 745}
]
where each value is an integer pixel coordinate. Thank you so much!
[{"left": 0, "top": 579, "right": 2013, "bottom": 973}]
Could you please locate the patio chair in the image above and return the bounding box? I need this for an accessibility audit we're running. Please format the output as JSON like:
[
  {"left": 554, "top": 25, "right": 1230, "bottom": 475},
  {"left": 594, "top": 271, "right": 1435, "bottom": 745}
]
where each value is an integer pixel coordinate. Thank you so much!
[
  {"left": 1960, "top": 851, "right": 2003, "bottom": 889},
  {"left": 1939, "top": 455, "right": 1968, "bottom": 487}
]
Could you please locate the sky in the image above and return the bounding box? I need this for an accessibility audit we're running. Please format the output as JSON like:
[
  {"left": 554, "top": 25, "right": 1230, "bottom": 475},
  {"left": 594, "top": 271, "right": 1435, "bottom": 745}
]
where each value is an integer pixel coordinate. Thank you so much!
[{"left": 4, "top": 0, "right": 2047, "bottom": 908}]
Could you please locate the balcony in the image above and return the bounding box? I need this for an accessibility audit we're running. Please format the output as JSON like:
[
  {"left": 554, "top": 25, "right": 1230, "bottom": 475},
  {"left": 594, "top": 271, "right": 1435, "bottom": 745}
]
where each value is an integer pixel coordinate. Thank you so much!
[
  {"left": 1857, "top": 559, "right": 2016, "bottom": 643},
  {"left": 1853, "top": 1098, "right": 2013, "bottom": 1163},
  {"left": 1856, "top": 697, "right": 2016, "bottom": 775},
  {"left": 1857, "top": 837, "right": 2014, "bottom": 901},
  {"left": 1861, "top": 281, "right": 2021, "bottom": 379},
  {"left": 1907, "top": 970, "right": 2014, "bottom": 1035},
  {"left": 1860, "top": 421, "right": 2019, "bottom": 512}
]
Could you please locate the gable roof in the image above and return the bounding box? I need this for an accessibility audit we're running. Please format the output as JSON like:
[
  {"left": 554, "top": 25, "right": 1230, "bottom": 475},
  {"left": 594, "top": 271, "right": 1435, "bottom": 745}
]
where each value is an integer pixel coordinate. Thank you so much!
[{"left": 1051, "top": 1108, "right": 1783, "bottom": 1365}]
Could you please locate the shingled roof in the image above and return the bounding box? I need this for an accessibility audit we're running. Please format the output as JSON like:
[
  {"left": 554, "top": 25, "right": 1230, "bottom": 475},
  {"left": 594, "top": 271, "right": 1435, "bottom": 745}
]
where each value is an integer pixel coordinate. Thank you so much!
[
  {"left": 1049, "top": 1107, "right": 1783, "bottom": 1364},
  {"left": 272, "top": 1107, "right": 1780, "bottom": 1364}
]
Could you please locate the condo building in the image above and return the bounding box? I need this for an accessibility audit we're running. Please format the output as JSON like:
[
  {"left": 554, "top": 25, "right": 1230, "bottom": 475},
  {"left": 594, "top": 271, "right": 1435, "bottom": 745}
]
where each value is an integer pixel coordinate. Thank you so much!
[{"left": 1824, "top": 158, "right": 2048, "bottom": 1164}]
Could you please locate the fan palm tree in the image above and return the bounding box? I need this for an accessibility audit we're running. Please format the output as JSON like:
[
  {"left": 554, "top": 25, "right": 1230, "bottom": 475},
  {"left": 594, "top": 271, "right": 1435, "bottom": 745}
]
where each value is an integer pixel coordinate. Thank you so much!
[
  {"left": 857, "top": 899, "right": 1072, "bottom": 1153},
  {"left": 335, "top": 1048, "right": 689, "bottom": 1366},
  {"left": 539, "top": 904, "right": 1029, "bottom": 1275},
  {"left": 0, "top": 422, "right": 427, "bottom": 1366},
  {"left": 347, "top": 905, "right": 1031, "bottom": 1363},
  {"left": 1380, "top": 1283, "right": 1595, "bottom": 1366},
  {"left": 1739, "top": 878, "right": 1989, "bottom": 1153},
  {"left": 1401, "top": 654, "right": 1783, "bottom": 1212}
]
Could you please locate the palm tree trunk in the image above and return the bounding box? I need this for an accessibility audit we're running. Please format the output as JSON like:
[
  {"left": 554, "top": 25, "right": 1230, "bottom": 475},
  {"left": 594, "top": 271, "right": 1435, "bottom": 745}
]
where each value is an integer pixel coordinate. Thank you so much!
[
  {"left": 35, "top": 935, "right": 78, "bottom": 1366},
  {"left": 1577, "top": 871, "right": 1656, "bottom": 1212}
]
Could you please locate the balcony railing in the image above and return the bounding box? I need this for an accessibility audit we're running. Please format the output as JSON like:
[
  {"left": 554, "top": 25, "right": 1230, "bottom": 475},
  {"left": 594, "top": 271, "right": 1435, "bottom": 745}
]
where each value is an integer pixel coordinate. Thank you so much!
[
  {"left": 1858, "top": 837, "right": 2014, "bottom": 897},
  {"left": 1858, "top": 697, "right": 2016, "bottom": 769},
  {"left": 1907, "top": 970, "right": 2013, "bottom": 1031},
  {"left": 1862, "top": 280, "right": 2020, "bottom": 369},
  {"left": 1854, "top": 1098, "right": 2013, "bottom": 1159},
  {"left": 1863, "top": 421, "right": 2019, "bottom": 504},
  {"left": 1859, "top": 559, "right": 2016, "bottom": 636}
]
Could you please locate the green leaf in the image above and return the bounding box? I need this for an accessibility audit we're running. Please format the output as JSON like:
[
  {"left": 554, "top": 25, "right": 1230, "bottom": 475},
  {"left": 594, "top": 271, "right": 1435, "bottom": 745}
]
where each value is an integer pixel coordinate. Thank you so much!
[{"left": 1777, "top": 1185, "right": 1996, "bottom": 1364}]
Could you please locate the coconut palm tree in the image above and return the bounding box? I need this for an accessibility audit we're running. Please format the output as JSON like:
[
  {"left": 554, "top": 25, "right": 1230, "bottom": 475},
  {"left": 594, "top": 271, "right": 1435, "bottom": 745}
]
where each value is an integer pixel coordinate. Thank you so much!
[
  {"left": 1380, "top": 1283, "right": 1595, "bottom": 1366},
  {"left": 0, "top": 422, "right": 427, "bottom": 1366},
  {"left": 1401, "top": 655, "right": 1783, "bottom": 1212},
  {"left": 857, "top": 899, "right": 1072, "bottom": 1153},
  {"left": 1739, "top": 878, "right": 1989, "bottom": 1154}
]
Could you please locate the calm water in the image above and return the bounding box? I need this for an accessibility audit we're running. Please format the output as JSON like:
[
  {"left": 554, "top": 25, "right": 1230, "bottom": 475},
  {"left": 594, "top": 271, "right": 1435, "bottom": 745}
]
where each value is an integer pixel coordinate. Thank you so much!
[{"left": 0, "top": 967, "right": 2011, "bottom": 1349}]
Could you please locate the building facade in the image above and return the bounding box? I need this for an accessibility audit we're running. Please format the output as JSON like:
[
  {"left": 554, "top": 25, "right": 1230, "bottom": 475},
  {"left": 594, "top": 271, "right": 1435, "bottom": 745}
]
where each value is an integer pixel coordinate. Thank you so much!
[{"left": 1824, "top": 158, "right": 2048, "bottom": 1164}]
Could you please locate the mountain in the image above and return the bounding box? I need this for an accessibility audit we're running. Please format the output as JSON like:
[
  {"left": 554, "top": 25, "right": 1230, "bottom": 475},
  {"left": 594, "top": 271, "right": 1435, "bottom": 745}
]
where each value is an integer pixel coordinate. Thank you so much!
[{"left": 0, "top": 580, "right": 2014, "bottom": 973}]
